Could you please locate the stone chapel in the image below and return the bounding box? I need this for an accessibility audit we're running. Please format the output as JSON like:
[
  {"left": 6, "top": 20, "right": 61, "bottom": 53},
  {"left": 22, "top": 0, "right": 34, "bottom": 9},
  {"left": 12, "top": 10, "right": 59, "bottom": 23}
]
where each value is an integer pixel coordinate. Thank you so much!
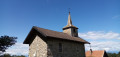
[{"left": 23, "top": 12, "right": 90, "bottom": 57}]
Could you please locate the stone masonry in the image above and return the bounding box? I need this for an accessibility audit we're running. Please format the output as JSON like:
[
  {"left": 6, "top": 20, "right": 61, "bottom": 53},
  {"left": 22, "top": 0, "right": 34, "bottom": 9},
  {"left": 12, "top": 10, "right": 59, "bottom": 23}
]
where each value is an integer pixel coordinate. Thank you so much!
[
  {"left": 29, "top": 35, "right": 47, "bottom": 57},
  {"left": 29, "top": 35, "right": 85, "bottom": 57},
  {"left": 47, "top": 38, "right": 85, "bottom": 57}
]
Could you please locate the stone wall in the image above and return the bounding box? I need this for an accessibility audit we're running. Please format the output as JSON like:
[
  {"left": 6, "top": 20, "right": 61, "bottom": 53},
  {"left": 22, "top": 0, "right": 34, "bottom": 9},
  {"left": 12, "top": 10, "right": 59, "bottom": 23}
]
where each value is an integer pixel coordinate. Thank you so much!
[
  {"left": 28, "top": 35, "right": 85, "bottom": 57},
  {"left": 29, "top": 35, "right": 47, "bottom": 57},
  {"left": 47, "top": 38, "right": 85, "bottom": 57}
]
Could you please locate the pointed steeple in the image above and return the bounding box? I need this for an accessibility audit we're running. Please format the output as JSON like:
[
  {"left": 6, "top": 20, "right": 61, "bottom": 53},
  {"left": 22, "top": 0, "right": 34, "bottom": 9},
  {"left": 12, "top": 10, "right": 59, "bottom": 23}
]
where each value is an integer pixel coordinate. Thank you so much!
[
  {"left": 63, "top": 12, "right": 78, "bottom": 30},
  {"left": 63, "top": 12, "right": 78, "bottom": 37},
  {"left": 67, "top": 12, "right": 72, "bottom": 26}
]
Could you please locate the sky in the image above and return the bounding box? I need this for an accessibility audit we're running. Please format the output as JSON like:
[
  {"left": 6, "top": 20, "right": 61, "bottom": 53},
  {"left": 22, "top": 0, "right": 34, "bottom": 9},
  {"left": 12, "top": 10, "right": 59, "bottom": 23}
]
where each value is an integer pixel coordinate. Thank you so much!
[{"left": 0, "top": 0, "right": 120, "bottom": 56}]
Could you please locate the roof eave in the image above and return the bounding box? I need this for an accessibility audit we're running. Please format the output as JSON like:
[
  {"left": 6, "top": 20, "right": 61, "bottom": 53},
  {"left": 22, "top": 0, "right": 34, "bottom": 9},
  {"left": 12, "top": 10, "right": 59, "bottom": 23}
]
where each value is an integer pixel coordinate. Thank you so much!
[
  {"left": 23, "top": 27, "right": 34, "bottom": 44},
  {"left": 23, "top": 26, "right": 47, "bottom": 44},
  {"left": 47, "top": 36, "right": 90, "bottom": 44}
]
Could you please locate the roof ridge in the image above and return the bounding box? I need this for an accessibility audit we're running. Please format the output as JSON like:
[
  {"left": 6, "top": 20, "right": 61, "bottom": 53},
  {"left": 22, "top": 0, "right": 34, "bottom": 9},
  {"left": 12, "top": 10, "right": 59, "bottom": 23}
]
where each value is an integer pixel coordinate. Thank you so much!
[
  {"left": 33, "top": 26, "right": 78, "bottom": 37},
  {"left": 33, "top": 26, "right": 63, "bottom": 33},
  {"left": 87, "top": 50, "right": 105, "bottom": 52}
]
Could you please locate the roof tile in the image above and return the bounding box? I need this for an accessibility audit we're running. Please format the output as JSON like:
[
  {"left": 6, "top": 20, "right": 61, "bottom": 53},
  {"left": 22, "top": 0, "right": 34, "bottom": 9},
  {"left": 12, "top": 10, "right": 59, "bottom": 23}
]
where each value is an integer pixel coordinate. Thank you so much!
[
  {"left": 34, "top": 26, "right": 89, "bottom": 44},
  {"left": 86, "top": 50, "right": 105, "bottom": 57}
]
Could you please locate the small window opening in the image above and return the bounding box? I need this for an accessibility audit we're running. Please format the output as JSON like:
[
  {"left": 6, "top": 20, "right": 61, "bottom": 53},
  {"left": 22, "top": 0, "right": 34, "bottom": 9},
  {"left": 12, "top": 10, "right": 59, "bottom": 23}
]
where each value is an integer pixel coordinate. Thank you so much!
[
  {"left": 73, "top": 28, "right": 76, "bottom": 33},
  {"left": 59, "top": 43, "right": 62, "bottom": 52}
]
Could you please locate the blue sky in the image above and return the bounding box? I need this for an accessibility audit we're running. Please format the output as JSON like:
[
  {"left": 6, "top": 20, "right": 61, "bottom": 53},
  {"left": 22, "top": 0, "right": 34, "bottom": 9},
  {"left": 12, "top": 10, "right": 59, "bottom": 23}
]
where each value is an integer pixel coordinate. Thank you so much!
[{"left": 0, "top": 0, "right": 120, "bottom": 55}]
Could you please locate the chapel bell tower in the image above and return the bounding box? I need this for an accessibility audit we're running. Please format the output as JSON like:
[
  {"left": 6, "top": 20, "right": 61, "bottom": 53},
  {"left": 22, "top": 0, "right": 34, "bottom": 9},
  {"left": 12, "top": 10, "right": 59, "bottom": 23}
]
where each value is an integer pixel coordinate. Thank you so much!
[{"left": 63, "top": 12, "right": 78, "bottom": 37}]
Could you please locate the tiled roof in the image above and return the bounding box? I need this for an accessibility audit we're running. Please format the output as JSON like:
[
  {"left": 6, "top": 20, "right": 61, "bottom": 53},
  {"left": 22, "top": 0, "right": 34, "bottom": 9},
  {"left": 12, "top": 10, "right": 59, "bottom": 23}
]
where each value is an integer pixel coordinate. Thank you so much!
[
  {"left": 23, "top": 26, "right": 89, "bottom": 44},
  {"left": 86, "top": 50, "right": 105, "bottom": 57}
]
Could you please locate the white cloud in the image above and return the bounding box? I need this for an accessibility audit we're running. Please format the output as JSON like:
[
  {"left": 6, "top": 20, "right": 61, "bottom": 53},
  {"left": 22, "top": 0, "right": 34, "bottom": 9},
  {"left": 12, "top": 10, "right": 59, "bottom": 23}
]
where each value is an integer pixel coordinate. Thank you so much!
[
  {"left": 80, "top": 31, "right": 120, "bottom": 53},
  {"left": 79, "top": 31, "right": 120, "bottom": 40},
  {"left": 85, "top": 41, "right": 120, "bottom": 52},
  {"left": 5, "top": 43, "right": 29, "bottom": 55}
]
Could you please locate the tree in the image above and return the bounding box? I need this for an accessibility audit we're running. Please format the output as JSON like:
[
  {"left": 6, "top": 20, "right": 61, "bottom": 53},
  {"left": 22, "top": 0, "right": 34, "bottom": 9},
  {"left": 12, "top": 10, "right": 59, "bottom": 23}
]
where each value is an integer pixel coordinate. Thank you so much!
[
  {"left": 118, "top": 51, "right": 120, "bottom": 55},
  {"left": 0, "top": 35, "right": 17, "bottom": 54},
  {"left": 1, "top": 54, "right": 11, "bottom": 57},
  {"left": 117, "top": 51, "right": 120, "bottom": 57},
  {"left": 107, "top": 52, "right": 120, "bottom": 57},
  {"left": 0, "top": 54, "right": 26, "bottom": 57}
]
